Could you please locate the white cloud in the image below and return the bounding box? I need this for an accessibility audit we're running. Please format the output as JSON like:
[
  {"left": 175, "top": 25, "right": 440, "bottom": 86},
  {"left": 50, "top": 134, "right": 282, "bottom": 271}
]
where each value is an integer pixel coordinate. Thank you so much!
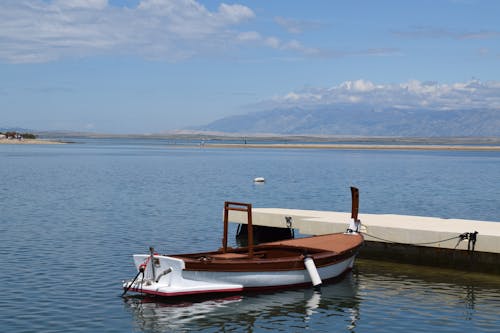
[
  {"left": 459, "top": 30, "right": 500, "bottom": 40},
  {"left": 0, "top": 0, "right": 391, "bottom": 63},
  {"left": 0, "top": 0, "right": 257, "bottom": 63},
  {"left": 261, "top": 36, "right": 321, "bottom": 56},
  {"left": 274, "top": 16, "right": 324, "bottom": 34},
  {"left": 282, "top": 40, "right": 320, "bottom": 56},
  {"left": 264, "top": 37, "right": 281, "bottom": 49},
  {"left": 266, "top": 79, "right": 500, "bottom": 111},
  {"left": 217, "top": 3, "right": 255, "bottom": 24},
  {"left": 237, "top": 31, "right": 261, "bottom": 42},
  {"left": 339, "top": 79, "right": 377, "bottom": 92},
  {"left": 54, "top": 0, "right": 108, "bottom": 9},
  {"left": 393, "top": 26, "right": 500, "bottom": 40}
]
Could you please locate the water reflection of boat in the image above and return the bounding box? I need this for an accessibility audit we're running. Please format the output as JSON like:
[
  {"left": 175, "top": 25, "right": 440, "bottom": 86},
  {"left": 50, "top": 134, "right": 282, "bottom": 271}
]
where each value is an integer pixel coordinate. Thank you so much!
[
  {"left": 123, "top": 188, "right": 363, "bottom": 298},
  {"left": 123, "top": 274, "right": 360, "bottom": 332}
]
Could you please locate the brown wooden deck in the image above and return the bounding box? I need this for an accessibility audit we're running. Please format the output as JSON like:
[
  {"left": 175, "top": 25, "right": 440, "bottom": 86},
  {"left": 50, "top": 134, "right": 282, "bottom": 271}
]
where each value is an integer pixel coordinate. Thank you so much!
[{"left": 264, "top": 233, "right": 363, "bottom": 254}]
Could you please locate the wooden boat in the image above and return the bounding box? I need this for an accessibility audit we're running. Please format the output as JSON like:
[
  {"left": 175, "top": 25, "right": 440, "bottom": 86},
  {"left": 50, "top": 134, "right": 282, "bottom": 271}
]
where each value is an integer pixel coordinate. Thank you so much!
[{"left": 122, "top": 187, "right": 364, "bottom": 298}]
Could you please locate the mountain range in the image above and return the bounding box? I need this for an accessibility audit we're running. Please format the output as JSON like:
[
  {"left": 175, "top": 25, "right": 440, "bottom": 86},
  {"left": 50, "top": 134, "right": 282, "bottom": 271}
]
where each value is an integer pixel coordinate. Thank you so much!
[{"left": 196, "top": 107, "right": 500, "bottom": 137}]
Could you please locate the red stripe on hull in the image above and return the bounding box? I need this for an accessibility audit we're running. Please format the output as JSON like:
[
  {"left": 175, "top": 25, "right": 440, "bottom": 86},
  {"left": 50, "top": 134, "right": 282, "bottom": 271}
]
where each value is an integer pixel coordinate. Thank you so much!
[{"left": 128, "top": 286, "right": 244, "bottom": 297}]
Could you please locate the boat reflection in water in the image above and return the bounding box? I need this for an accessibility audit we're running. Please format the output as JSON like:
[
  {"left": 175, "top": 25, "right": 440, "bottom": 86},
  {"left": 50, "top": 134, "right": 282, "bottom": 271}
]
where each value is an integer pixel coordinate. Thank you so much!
[
  {"left": 123, "top": 259, "right": 500, "bottom": 332},
  {"left": 123, "top": 273, "right": 360, "bottom": 332}
]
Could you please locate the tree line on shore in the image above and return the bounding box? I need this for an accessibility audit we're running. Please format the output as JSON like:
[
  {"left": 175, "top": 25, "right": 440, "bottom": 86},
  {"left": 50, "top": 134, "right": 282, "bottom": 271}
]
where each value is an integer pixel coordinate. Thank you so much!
[{"left": 0, "top": 131, "right": 37, "bottom": 139}]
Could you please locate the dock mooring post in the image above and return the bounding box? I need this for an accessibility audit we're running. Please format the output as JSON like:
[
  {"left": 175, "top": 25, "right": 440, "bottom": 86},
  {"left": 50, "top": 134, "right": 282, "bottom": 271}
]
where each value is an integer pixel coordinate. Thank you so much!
[{"left": 348, "top": 187, "right": 361, "bottom": 233}]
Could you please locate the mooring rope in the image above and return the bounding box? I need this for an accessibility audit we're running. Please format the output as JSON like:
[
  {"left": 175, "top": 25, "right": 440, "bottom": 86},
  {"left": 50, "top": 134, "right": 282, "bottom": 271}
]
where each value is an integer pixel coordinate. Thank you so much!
[
  {"left": 121, "top": 256, "right": 150, "bottom": 297},
  {"left": 360, "top": 231, "right": 478, "bottom": 251},
  {"left": 121, "top": 269, "right": 143, "bottom": 297}
]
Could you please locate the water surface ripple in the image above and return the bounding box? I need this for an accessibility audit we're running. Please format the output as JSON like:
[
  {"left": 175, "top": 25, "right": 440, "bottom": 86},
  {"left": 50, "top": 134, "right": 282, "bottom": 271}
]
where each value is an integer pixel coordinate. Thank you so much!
[{"left": 1, "top": 140, "right": 499, "bottom": 332}]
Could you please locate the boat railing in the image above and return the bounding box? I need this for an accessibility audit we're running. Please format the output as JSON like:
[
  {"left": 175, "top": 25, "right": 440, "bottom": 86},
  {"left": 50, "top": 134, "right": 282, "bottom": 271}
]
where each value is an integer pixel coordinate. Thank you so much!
[{"left": 223, "top": 201, "right": 254, "bottom": 258}]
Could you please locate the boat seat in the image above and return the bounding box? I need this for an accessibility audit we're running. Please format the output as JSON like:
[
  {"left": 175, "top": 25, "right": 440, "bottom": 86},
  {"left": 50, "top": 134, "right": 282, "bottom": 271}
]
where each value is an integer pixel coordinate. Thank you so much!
[
  {"left": 211, "top": 252, "right": 265, "bottom": 260},
  {"left": 211, "top": 253, "right": 249, "bottom": 259}
]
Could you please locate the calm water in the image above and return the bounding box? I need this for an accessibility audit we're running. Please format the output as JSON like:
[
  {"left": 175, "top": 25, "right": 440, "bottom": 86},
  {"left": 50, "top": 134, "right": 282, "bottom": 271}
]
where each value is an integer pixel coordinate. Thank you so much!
[{"left": 1, "top": 139, "right": 499, "bottom": 332}]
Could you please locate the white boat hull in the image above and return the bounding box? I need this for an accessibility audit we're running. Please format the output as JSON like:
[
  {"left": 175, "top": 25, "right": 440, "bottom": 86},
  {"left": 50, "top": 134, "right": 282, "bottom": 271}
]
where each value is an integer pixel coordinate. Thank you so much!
[{"left": 123, "top": 253, "right": 356, "bottom": 297}]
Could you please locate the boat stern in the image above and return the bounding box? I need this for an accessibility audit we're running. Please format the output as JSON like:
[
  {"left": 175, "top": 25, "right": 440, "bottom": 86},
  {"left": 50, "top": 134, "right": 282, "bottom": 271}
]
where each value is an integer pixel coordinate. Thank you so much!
[{"left": 123, "top": 254, "right": 243, "bottom": 297}]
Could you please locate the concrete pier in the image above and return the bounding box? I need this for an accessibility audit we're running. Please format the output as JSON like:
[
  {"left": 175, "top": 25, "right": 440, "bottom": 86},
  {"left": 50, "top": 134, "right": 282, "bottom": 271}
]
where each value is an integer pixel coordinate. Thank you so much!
[{"left": 228, "top": 208, "right": 500, "bottom": 274}]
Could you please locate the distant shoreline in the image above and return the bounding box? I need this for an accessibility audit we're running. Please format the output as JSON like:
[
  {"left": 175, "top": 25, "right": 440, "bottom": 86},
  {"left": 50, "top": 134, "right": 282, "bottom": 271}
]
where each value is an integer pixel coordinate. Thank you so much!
[
  {"left": 2, "top": 136, "right": 500, "bottom": 150},
  {"left": 0, "top": 138, "right": 64, "bottom": 145},
  {"left": 203, "top": 143, "right": 500, "bottom": 151}
]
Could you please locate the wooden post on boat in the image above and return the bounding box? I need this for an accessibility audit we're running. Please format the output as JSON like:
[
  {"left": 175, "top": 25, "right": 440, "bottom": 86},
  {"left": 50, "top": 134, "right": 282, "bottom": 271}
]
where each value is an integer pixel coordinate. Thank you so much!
[
  {"left": 350, "top": 187, "right": 359, "bottom": 221},
  {"left": 149, "top": 246, "right": 156, "bottom": 281},
  {"left": 223, "top": 202, "right": 229, "bottom": 253},
  {"left": 223, "top": 202, "right": 254, "bottom": 258},
  {"left": 247, "top": 204, "right": 254, "bottom": 258}
]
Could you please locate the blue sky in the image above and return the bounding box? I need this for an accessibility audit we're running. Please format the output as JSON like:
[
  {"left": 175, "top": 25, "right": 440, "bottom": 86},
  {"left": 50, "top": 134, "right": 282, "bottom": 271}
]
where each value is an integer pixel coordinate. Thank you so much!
[{"left": 1, "top": 0, "right": 500, "bottom": 133}]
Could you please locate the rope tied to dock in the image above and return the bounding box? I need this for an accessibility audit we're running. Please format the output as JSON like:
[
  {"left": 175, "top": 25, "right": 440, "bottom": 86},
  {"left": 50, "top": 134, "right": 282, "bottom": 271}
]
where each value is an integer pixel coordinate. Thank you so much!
[
  {"left": 456, "top": 231, "right": 478, "bottom": 252},
  {"left": 361, "top": 230, "right": 478, "bottom": 251}
]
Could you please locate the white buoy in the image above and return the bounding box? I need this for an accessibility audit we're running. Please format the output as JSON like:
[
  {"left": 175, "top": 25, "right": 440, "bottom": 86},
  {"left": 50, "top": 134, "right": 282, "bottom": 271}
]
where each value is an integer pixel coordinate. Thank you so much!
[
  {"left": 253, "top": 177, "right": 265, "bottom": 183},
  {"left": 304, "top": 256, "right": 322, "bottom": 287}
]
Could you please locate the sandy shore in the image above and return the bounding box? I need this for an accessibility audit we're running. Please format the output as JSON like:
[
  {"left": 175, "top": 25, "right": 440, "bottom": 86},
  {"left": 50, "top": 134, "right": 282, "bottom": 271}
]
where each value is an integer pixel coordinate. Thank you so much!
[
  {"left": 1, "top": 138, "right": 498, "bottom": 150},
  {"left": 203, "top": 143, "right": 500, "bottom": 151},
  {"left": 0, "top": 138, "right": 64, "bottom": 145}
]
